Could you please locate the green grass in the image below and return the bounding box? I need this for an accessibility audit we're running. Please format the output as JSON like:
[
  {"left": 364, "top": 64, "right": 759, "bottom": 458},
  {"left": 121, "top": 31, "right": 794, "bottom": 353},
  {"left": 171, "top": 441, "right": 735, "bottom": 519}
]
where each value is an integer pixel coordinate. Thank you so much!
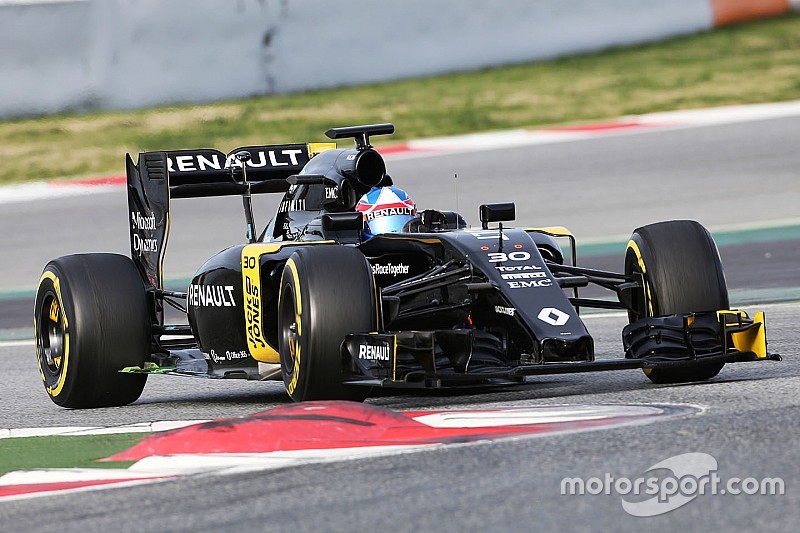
[
  {"left": 0, "top": 433, "right": 142, "bottom": 476},
  {"left": 1, "top": 14, "right": 800, "bottom": 184}
]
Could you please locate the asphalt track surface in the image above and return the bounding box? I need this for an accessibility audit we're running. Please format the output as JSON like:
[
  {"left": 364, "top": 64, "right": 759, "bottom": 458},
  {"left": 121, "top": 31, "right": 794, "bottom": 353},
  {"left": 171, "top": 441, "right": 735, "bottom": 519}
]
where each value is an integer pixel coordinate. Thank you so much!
[{"left": 1, "top": 114, "right": 799, "bottom": 530}]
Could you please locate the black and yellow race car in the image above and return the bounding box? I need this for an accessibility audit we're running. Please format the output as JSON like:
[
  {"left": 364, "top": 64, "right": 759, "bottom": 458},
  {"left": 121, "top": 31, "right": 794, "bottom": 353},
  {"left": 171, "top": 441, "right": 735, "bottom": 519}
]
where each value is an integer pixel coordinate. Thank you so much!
[{"left": 34, "top": 124, "right": 778, "bottom": 408}]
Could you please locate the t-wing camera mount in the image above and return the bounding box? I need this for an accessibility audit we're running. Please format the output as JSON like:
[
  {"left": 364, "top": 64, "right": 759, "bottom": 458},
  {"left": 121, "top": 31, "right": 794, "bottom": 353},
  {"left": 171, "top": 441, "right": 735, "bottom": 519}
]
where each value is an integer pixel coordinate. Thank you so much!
[{"left": 325, "top": 123, "right": 395, "bottom": 150}]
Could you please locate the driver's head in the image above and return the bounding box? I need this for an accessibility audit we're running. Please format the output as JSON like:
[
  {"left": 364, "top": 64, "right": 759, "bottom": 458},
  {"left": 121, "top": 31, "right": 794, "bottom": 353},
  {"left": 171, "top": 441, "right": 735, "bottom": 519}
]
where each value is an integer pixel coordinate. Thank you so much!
[{"left": 356, "top": 186, "right": 416, "bottom": 238}]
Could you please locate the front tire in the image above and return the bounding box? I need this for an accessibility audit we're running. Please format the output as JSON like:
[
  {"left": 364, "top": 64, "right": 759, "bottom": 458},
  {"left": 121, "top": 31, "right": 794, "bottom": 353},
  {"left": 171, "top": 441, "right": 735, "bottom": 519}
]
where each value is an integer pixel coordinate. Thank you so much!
[
  {"left": 34, "top": 254, "right": 150, "bottom": 407},
  {"left": 278, "top": 246, "right": 377, "bottom": 402},
  {"left": 625, "top": 220, "right": 728, "bottom": 384}
]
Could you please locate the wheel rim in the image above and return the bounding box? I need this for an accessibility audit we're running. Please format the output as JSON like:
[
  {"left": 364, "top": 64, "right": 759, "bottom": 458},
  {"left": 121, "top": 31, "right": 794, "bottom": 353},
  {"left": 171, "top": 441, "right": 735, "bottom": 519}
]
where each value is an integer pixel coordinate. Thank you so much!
[{"left": 37, "top": 292, "right": 65, "bottom": 377}]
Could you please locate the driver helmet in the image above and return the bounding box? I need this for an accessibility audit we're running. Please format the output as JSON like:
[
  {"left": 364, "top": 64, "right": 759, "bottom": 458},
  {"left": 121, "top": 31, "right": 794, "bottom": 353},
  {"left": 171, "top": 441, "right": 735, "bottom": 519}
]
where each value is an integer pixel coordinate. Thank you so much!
[{"left": 356, "top": 186, "right": 416, "bottom": 238}]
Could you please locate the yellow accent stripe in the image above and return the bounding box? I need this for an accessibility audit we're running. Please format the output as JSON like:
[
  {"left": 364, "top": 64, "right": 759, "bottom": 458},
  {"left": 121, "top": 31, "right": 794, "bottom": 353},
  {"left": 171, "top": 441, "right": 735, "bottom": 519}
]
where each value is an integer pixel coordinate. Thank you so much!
[
  {"left": 242, "top": 244, "right": 283, "bottom": 363},
  {"left": 308, "top": 142, "right": 337, "bottom": 157},
  {"left": 729, "top": 311, "right": 768, "bottom": 359},
  {"left": 37, "top": 271, "right": 70, "bottom": 397},
  {"left": 284, "top": 257, "right": 302, "bottom": 395},
  {"left": 286, "top": 258, "right": 302, "bottom": 320},
  {"left": 525, "top": 226, "right": 574, "bottom": 238},
  {"left": 378, "top": 234, "right": 442, "bottom": 245},
  {"left": 717, "top": 310, "right": 747, "bottom": 319},
  {"left": 241, "top": 241, "right": 333, "bottom": 363},
  {"left": 34, "top": 311, "right": 45, "bottom": 383},
  {"left": 626, "top": 240, "right": 645, "bottom": 274}
]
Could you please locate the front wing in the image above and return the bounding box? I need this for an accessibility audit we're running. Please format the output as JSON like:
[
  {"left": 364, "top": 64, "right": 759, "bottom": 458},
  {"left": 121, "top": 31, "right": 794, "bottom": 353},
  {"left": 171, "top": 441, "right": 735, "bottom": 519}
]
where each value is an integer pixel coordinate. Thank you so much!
[{"left": 341, "top": 310, "right": 779, "bottom": 388}]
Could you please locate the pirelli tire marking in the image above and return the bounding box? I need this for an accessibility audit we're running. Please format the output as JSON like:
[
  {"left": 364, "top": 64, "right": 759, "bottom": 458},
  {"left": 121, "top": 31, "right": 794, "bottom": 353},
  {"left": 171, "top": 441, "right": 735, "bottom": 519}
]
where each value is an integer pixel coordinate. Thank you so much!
[
  {"left": 283, "top": 257, "right": 303, "bottom": 397},
  {"left": 626, "top": 239, "right": 654, "bottom": 317},
  {"left": 628, "top": 238, "right": 656, "bottom": 376},
  {"left": 35, "top": 271, "right": 70, "bottom": 398}
]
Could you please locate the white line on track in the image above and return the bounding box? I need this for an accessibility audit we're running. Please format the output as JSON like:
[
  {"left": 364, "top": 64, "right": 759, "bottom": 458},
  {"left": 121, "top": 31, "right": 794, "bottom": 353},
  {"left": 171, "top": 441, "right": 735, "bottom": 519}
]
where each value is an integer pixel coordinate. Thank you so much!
[
  {"left": 0, "top": 339, "right": 34, "bottom": 347},
  {"left": 0, "top": 421, "right": 209, "bottom": 439},
  {"left": 0, "top": 182, "right": 120, "bottom": 205}
]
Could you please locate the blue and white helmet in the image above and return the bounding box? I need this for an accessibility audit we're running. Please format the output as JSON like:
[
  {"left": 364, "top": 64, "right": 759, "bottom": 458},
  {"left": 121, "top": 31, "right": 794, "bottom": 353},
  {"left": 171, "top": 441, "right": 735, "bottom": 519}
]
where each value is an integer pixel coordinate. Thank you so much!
[{"left": 356, "top": 186, "right": 417, "bottom": 238}]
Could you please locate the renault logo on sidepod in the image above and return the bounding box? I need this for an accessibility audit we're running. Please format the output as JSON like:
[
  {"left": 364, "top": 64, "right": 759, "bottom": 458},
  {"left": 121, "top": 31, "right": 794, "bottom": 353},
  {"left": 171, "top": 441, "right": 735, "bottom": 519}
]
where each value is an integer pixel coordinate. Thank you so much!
[{"left": 538, "top": 307, "right": 570, "bottom": 326}]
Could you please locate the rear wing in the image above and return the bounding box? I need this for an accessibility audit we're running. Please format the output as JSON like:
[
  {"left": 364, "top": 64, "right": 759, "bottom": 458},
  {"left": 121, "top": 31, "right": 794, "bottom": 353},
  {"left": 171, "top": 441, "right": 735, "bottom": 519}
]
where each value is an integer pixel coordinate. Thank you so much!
[{"left": 126, "top": 143, "right": 329, "bottom": 294}]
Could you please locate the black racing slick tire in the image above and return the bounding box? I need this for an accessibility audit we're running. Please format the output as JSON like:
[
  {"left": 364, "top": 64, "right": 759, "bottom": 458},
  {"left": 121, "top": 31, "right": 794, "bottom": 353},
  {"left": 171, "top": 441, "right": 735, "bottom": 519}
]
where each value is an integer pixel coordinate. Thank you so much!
[
  {"left": 625, "top": 220, "right": 729, "bottom": 384},
  {"left": 34, "top": 254, "right": 149, "bottom": 408},
  {"left": 278, "top": 246, "right": 378, "bottom": 402}
]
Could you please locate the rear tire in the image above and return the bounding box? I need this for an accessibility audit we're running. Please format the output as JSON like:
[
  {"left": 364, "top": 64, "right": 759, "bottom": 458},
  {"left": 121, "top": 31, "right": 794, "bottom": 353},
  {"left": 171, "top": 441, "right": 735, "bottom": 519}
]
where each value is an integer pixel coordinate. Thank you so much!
[
  {"left": 34, "top": 254, "right": 149, "bottom": 407},
  {"left": 278, "top": 246, "right": 377, "bottom": 402},
  {"left": 625, "top": 220, "right": 728, "bottom": 384}
]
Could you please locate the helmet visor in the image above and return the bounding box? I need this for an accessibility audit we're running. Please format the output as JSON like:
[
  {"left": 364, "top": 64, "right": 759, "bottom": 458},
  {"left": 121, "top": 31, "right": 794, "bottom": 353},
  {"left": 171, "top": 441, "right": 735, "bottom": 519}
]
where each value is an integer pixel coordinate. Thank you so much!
[{"left": 365, "top": 214, "right": 415, "bottom": 236}]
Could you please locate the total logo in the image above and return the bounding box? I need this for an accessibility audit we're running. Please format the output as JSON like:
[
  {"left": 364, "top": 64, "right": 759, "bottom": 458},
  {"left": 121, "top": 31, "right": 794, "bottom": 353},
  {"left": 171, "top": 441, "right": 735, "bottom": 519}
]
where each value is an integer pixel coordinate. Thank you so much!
[{"left": 538, "top": 307, "right": 570, "bottom": 326}]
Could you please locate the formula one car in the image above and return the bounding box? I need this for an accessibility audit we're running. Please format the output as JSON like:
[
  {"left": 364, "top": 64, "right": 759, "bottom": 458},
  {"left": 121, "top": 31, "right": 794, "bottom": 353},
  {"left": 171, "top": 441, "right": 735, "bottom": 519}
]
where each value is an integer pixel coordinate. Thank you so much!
[{"left": 34, "top": 124, "right": 778, "bottom": 408}]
